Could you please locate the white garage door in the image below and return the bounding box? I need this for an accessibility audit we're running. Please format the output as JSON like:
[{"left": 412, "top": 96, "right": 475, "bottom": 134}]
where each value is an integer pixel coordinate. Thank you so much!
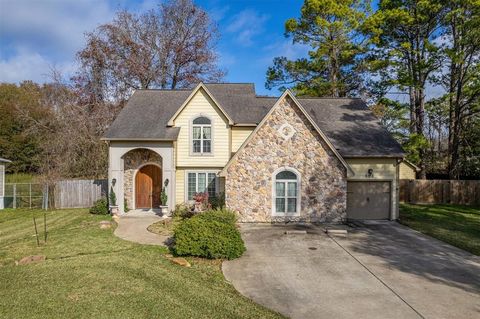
[{"left": 347, "top": 181, "right": 391, "bottom": 220}]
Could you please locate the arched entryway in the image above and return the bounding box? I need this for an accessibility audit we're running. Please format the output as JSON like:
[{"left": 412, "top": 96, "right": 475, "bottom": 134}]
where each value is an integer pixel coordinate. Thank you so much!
[{"left": 135, "top": 164, "right": 162, "bottom": 209}]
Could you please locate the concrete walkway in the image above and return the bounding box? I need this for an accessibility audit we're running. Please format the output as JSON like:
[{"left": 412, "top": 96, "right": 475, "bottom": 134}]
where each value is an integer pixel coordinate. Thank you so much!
[
  {"left": 114, "top": 210, "right": 170, "bottom": 246},
  {"left": 223, "top": 222, "right": 480, "bottom": 319}
]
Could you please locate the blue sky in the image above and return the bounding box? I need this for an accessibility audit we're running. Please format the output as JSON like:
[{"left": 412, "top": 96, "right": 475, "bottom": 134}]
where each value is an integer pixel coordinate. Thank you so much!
[{"left": 0, "top": 0, "right": 308, "bottom": 96}]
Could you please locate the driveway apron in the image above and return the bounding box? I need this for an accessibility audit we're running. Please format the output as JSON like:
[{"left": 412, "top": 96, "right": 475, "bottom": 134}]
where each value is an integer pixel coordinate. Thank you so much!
[{"left": 222, "top": 223, "right": 480, "bottom": 319}]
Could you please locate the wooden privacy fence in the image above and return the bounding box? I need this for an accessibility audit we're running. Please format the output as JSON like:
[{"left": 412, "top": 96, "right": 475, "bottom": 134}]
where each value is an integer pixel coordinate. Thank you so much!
[
  {"left": 400, "top": 179, "right": 480, "bottom": 206},
  {"left": 54, "top": 179, "right": 108, "bottom": 208}
]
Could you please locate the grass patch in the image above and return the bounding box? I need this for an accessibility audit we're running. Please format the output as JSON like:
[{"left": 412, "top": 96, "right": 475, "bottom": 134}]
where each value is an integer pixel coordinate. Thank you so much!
[
  {"left": 399, "top": 204, "right": 480, "bottom": 255},
  {"left": 0, "top": 209, "right": 283, "bottom": 319},
  {"left": 5, "top": 173, "right": 36, "bottom": 183}
]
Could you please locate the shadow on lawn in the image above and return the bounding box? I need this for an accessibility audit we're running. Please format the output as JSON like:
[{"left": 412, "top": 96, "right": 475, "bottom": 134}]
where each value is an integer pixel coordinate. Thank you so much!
[{"left": 342, "top": 222, "right": 480, "bottom": 294}]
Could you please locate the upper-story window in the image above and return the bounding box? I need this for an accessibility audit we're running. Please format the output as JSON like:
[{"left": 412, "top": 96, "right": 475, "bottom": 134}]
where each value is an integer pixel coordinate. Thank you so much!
[{"left": 192, "top": 116, "right": 212, "bottom": 154}]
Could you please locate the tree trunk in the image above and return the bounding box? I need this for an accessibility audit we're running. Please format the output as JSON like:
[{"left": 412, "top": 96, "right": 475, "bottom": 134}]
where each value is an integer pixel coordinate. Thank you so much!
[
  {"left": 409, "top": 86, "right": 416, "bottom": 134},
  {"left": 416, "top": 86, "right": 427, "bottom": 179}
]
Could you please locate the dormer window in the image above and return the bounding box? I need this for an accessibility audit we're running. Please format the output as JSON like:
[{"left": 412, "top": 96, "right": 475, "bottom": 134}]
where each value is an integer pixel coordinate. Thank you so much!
[{"left": 192, "top": 116, "right": 211, "bottom": 154}]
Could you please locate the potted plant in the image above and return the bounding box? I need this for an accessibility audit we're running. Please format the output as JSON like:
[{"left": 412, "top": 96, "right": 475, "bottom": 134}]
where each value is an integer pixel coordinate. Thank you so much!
[
  {"left": 109, "top": 186, "right": 119, "bottom": 215},
  {"left": 159, "top": 179, "right": 170, "bottom": 216}
]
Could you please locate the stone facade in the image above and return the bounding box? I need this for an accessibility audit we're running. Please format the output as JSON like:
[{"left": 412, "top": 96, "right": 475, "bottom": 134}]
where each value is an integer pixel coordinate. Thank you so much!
[
  {"left": 122, "top": 149, "right": 162, "bottom": 210},
  {"left": 225, "top": 96, "right": 347, "bottom": 223}
]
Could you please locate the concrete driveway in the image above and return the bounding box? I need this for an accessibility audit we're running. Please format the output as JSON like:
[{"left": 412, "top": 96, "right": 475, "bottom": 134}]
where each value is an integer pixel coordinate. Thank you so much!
[{"left": 222, "top": 222, "right": 480, "bottom": 319}]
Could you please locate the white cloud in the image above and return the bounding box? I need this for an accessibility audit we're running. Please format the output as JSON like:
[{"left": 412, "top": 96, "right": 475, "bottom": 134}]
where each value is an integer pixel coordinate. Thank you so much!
[
  {"left": 0, "top": 49, "right": 76, "bottom": 83},
  {"left": 210, "top": 5, "right": 230, "bottom": 22},
  {"left": 262, "top": 39, "right": 310, "bottom": 63},
  {"left": 0, "top": 0, "right": 116, "bottom": 83},
  {"left": 226, "top": 9, "right": 269, "bottom": 46}
]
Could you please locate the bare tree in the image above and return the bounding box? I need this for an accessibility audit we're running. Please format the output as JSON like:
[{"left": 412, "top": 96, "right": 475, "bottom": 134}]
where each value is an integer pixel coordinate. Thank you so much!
[{"left": 74, "top": 0, "right": 224, "bottom": 103}]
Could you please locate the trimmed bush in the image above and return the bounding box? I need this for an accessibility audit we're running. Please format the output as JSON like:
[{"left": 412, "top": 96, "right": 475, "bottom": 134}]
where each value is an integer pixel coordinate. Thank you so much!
[
  {"left": 173, "top": 203, "right": 194, "bottom": 219},
  {"left": 90, "top": 198, "right": 108, "bottom": 215},
  {"left": 197, "top": 208, "right": 237, "bottom": 226},
  {"left": 173, "top": 213, "right": 245, "bottom": 260},
  {"left": 209, "top": 192, "right": 225, "bottom": 209}
]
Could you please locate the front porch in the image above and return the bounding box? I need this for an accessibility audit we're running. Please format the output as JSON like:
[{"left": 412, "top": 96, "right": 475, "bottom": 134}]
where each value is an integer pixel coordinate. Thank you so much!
[{"left": 108, "top": 141, "right": 175, "bottom": 214}]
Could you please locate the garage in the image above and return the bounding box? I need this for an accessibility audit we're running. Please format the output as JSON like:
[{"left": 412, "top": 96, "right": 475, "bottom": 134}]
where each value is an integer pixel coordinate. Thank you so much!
[{"left": 347, "top": 181, "right": 391, "bottom": 219}]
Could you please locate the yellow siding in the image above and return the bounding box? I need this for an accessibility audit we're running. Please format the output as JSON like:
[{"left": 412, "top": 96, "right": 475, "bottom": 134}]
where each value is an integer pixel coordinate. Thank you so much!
[
  {"left": 399, "top": 162, "right": 416, "bottom": 179},
  {"left": 174, "top": 89, "right": 230, "bottom": 167},
  {"left": 175, "top": 169, "right": 185, "bottom": 204},
  {"left": 231, "top": 127, "right": 254, "bottom": 153},
  {"left": 346, "top": 158, "right": 400, "bottom": 219},
  {"left": 346, "top": 158, "right": 397, "bottom": 180}
]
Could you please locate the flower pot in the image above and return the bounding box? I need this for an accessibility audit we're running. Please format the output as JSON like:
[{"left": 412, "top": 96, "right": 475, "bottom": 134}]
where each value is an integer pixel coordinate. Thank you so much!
[
  {"left": 160, "top": 205, "right": 170, "bottom": 217},
  {"left": 110, "top": 205, "right": 119, "bottom": 216}
]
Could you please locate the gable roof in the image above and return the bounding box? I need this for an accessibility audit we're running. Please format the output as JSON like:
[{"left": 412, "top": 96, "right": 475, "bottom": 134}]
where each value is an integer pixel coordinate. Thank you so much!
[
  {"left": 219, "top": 90, "right": 354, "bottom": 177},
  {"left": 298, "top": 98, "right": 404, "bottom": 157},
  {"left": 402, "top": 159, "right": 420, "bottom": 171},
  {"left": 102, "top": 83, "right": 404, "bottom": 158},
  {"left": 167, "top": 83, "right": 234, "bottom": 126},
  {"left": 102, "top": 90, "right": 188, "bottom": 141}
]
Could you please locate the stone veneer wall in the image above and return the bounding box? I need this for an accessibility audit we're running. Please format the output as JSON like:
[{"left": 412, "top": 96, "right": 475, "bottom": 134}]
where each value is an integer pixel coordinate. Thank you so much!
[
  {"left": 225, "top": 96, "right": 347, "bottom": 223},
  {"left": 123, "top": 149, "right": 162, "bottom": 210}
]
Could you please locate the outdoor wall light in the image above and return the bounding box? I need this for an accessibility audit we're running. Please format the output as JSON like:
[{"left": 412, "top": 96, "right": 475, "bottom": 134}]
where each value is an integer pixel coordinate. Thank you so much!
[
  {"left": 112, "top": 178, "right": 117, "bottom": 186},
  {"left": 164, "top": 178, "right": 169, "bottom": 187}
]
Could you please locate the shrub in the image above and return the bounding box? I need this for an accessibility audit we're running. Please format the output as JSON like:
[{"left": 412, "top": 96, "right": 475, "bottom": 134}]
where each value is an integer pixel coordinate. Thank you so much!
[
  {"left": 160, "top": 187, "right": 168, "bottom": 206},
  {"left": 173, "top": 213, "right": 245, "bottom": 260},
  {"left": 193, "top": 192, "right": 210, "bottom": 211},
  {"left": 197, "top": 208, "right": 237, "bottom": 226},
  {"left": 173, "top": 203, "right": 194, "bottom": 219},
  {"left": 109, "top": 186, "right": 117, "bottom": 206},
  {"left": 209, "top": 192, "right": 225, "bottom": 209},
  {"left": 90, "top": 198, "right": 109, "bottom": 215}
]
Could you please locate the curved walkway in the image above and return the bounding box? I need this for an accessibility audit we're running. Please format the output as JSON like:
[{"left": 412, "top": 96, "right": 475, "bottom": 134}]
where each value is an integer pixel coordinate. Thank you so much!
[{"left": 114, "top": 211, "right": 170, "bottom": 246}]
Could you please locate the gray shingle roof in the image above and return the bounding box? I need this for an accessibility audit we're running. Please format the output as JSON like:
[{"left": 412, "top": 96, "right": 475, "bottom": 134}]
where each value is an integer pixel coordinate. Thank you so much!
[
  {"left": 103, "top": 83, "right": 404, "bottom": 157},
  {"left": 298, "top": 98, "right": 404, "bottom": 157},
  {"left": 103, "top": 90, "right": 189, "bottom": 140}
]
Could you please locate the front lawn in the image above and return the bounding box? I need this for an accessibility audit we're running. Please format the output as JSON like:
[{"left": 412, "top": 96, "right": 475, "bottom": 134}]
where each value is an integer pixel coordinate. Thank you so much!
[
  {"left": 399, "top": 204, "right": 480, "bottom": 255},
  {"left": 0, "top": 209, "right": 282, "bottom": 319}
]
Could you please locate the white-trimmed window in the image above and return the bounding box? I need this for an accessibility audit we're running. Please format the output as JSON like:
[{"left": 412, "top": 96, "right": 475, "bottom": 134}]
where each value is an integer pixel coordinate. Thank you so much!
[
  {"left": 187, "top": 172, "right": 216, "bottom": 200},
  {"left": 192, "top": 116, "right": 211, "bottom": 154},
  {"left": 274, "top": 170, "right": 300, "bottom": 214}
]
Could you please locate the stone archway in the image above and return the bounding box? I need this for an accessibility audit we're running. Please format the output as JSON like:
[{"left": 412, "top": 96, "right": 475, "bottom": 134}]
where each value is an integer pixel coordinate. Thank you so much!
[{"left": 122, "top": 149, "right": 163, "bottom": 210}]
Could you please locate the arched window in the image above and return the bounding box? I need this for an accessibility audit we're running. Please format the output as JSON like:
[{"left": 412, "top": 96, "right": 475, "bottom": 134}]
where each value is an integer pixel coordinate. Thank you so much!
[
  {"left": 192, "top": 116, "right": 211, "bottom": 154},
  {"left": 274, "top": 170, "right": 300, "bottom": 215}
]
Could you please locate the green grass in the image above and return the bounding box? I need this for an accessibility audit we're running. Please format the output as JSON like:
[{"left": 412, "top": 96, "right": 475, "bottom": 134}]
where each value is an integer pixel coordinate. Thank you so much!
[
  {"left": 399, "top": 204, "right": 480, "bottom": 255},
  {"left": 0, "top": 209, "right": 283, "bottom": 319},
  {"left": 5, "top": 173, "right": 36, "bottom": 183}
]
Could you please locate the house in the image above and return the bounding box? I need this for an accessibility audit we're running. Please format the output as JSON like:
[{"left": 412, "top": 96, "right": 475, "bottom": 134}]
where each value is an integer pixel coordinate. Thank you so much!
[
  {"left": 0, "top": 158, "right": 11, "bottom": 210},
  {"left": 103, "top": 83, "right": 405, "bottom": 222},
  {"left": 399, "top": 159, "right": 419, "bottom": 180}
]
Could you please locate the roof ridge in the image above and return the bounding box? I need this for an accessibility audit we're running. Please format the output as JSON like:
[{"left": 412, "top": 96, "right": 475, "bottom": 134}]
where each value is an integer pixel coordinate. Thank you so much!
[
  {"left": 204, "top": 82, "right": 255, "bottom": 85},
  {"left": 297, "top": 97, "right": 362, "bottom": 100},
  {"left": 136, "top": 88, "right": 192, "bottom": 91}
]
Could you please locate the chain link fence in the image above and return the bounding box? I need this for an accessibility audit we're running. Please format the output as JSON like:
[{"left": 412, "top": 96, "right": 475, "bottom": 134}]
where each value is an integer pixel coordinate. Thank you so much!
[{"left": 3, "top": 183, "right": 49, "bottom": 209}]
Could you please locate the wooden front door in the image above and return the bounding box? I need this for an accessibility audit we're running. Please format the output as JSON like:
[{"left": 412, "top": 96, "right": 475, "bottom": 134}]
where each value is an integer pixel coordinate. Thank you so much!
[{"left": 135, "top": 165, "right": 162, "bottom": 209}]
